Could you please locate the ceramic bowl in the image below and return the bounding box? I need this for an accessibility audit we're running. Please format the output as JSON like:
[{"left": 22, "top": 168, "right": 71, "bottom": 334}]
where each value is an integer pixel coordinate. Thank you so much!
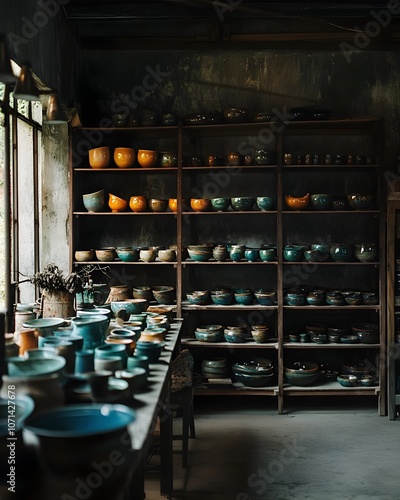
[
  {"left": 108, "top": 193, "right": 128, "bottom": 212},
  {"left": 259, "top": 247, "right": 276, "bottom": 262},
  {"left": 75, "top": 249, "right": 95, "bottom": 262},
  {"left": 116, "top": 247, "right": 139, "bottom": 262},
  {"left": 95, "top": 247, "right": 116, "bottom": 262},
  {"left": 256, "top": 197, "right": 276, "bottom": 211},
  {"left": 110, "top": 299, "right": 148, "bottom": 316},
  {"left": 223, "top": 107, "right": 247, "bottom": 123},
  {"left": 213, "top": 245, "right": 229, "bottom": 261},
  {"left": 129, "top": 195, "right": 147, "bottom": 212},
  {"left": 83, "top": 189, "right": 105, "bottom": 212},
  {"left": 152, "top": 286, "right": 175, "bottom": 304},
  {"left": 310, "top": 194, "right": 331, "bottom": 211},
  {"left": 186, "top": 291, "right": 210, "bottom": 305},
  {"left": 126, "top": 355, "right": 150, "bottom": 375},
  {"left": 113, "top": 147, "right": 136, "bottom": 168},
  {"left": 284, "top": 363, "right": 320, "bottom": 386},
  {"left": 159, "top": 151, "right": 178, "bottom": 168},
  {"left": 139, "top": 248, "right": 156, "bottom": 262},
  {"left": 284, "top": 245, "right": 304, "bottom": 262},
  {"left": 148, "top": 198, "right": 168, "bottom": 212},
  {"left": 211, "top": 198, "right": 231, "bottom": 212},
  {"left": 135, "top": 340, "right": 164, "bottom": 362},
  {"left": 332, "top": 198, "right": 348, "bottom": 210},
  {"left": 157, "top": 249, "right": 175, "bottom": 262},
  {"left": 343, "top": 291, "right": 362, "bottom": 306},
  {"left": 88, "top": 146, "right": 110, "bottom": 169},
  {"left": 22, "top": 318, "right": 65, "bottom": 338},
  {"left": 347, "top": 193, "right": 373, "bottom": 210},
  {"left": 7, "top": 355, "right": 66, "bottom": 377},
  {"left": 285, "top": 292, "right": 307, "bottom": 306},
  {"left": 340, "top": 335, "right": 359, "bottom": 344},
  {"left": 132, "top": 286, "right": 153, "bottom": 302},
  {"left": 115, "top": 367, "right": 147, "bottom": 392},
  {"left": 251, "top": 329, "right": 269, "bottom": 343},
  {"left": 233, "top": 371, "right": 274, "bottom": 387},
  {"left": 351, "top": 323, "right": 379, "bottom": 344},
  {"left": 354, "top": 243, "right": 377, "bottom": 262},
  {"left": 254, "top": 150, "right": 276, "bottom": 165},
  {"left": 137, "top": 149, "right": 158, "bottom": 168},
  {"left": 230, "top": 197, "right": 254, "bottom": 211},
  {"left": 210, "top": 290, "right": 233, "bottom": 305},
  {"left": 234, "top": 289, "right": 253, "bottom": 305},
  {"left": 337, "top": 374, "right": 358, "bottom": 387},
  {"left": 285, "top": 194, "right": 310, "bottom": 210},
  {"left": 24, "top": 403, "right": 135, "bottom": 438},
  {"left": 195, "top": 329, "right": 224, "bottom": 342},
  {"left": 229, "top": 245, "right": 245, "bottom": 262},
  {"left": 306, "top": 291, "right": 325, "bottom": 306},
  {"left": 244, "top": 248, "right": 259, "bottom": 262},
  {"left": 190, "top": 198, "right": 210, "bottom": 212},
  {"left": 254, "top": 289, "right": 277, "bottom": 306},
  {"left": 362, "top": 292, "right": 379, "bottom": 305},
  {"left": 329, "top": 243, "right": 353, "bottom": 262},
  {"left": 233, "top": 359, "right": 274, "bottom": 374},
  {"left": 187, "top": 245, "right": 213, "bottom": 262},
  {"left": 168, "top": 198, "right": 186, "bottom": 212}
]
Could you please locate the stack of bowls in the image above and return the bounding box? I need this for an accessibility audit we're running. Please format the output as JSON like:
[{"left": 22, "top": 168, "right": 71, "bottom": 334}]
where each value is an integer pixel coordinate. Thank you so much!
[
  {"left": 351, "top": 323, "right": 379, "bottom": 344},
  {"left": 284, "top": 361, "right": 320, "bottom": 386},
  {"left": 251, "top": 325, "right": 269, "bottom": 343},
  {"left": 202, "top": 358, "right": 229, "bottom": 379},
  {"left": 341, "top": 360, "right": 372, "bottom": 379},
  {"left": 232, "top": 358, "right": 275, "bottom": 387},
  {"left": 254, "top": 289, "right": 277, "bottom": 305},
  {"left": 325, "top": 290, "right": 345, "bottom": 306},
  {"left": 194, "top": 325, "right": 224, "bottom": 342},
  {"left": 224, "top": 325, "right": 247, "bottom": 343}
]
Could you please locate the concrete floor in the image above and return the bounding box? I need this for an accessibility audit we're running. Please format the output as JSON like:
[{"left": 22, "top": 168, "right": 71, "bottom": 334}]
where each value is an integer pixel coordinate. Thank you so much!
[{"left": 145, "top": 396, "right": 400, "bottom": 500}]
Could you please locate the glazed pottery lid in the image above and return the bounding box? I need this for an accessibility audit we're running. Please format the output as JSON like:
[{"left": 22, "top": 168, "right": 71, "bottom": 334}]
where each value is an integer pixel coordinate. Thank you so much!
[
  {"left": 22, "top": 317, "right": 65, "bottom": 329},
  {"left": 23, "top": 403, "right": 135, "bottom": 438}
]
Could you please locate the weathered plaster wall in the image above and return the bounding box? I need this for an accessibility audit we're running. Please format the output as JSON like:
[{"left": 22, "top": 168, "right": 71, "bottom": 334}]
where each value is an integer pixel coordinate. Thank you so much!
[{"left": 80, "top": 48, "right": 400, "bottom": 168}]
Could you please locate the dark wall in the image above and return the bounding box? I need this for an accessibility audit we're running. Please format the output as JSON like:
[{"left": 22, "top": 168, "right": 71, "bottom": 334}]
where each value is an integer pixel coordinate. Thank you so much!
[
  {"left": 79, "top": 48, "right": 400, "bottom": 168},
  {"left": 0, "top": 0, "right": 78, "bottom": 104}
]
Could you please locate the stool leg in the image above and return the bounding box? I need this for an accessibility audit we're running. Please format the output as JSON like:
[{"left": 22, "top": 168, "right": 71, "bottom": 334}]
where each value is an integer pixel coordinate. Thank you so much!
[
  {"left": 182, "top": 403, "right": 189, "bottom": 468},
  {"left": 189, "top": 397, "right": 196, "bottom": 439}
]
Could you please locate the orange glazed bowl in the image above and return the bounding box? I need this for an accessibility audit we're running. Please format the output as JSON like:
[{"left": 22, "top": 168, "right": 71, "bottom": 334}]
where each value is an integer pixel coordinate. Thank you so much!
[
  {"left": 129, "top": 196, "right": 147, "bottom": 212},
  {"left": 168, "top": 199, "right": 186, "bottom": 212},
  {"left": 89, "top": 146, "right": 110, "bottom": 169},
  {"left": 137, "top": 149, "right": 158, "bottom": 168},
  {"left": 190, "top": 198, "right": 210, "bottom": 212},
  {"left": 108, "top": 193, "right": 128, "bottom": 212},
  {"left": 285, "top": 193, "right": 310, "bottom": 211},
  {"left": 114, "top": 147, "right": 136, "bottom": 168}
]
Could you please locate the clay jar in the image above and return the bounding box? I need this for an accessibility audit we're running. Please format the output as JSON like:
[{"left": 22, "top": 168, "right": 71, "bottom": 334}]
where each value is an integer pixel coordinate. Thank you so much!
[
  {"left": 113, "top": 147, "right": 136, "bottom": 168},
  {"left": 129, "top": 196, "right": 147, "bottom": 212},
  {"left": 227, "top": 152, "right": 241, "bottom": 166},
  {"left": 89, "top": 146, "right": 110, "bottom": 169},
  {"left": 19, "top": 329, "right": 38, "bottom": 356}
]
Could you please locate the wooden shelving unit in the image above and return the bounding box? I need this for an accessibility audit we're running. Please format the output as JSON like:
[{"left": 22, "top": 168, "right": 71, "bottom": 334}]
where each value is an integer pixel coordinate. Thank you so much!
[{"left": 69, "top": 116, "right": 386, "bottom": 414}]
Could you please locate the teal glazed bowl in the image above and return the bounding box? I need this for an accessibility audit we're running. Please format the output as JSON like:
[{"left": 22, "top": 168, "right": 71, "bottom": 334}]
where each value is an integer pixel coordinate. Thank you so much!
[
  {"left": 354, "top": 243, "right": 377, "bottom": 262},
  {"left": 284, "top": 245, "right": 304, "bottom": 262},
  {"left": 6, "top": 355, "right": 66, "bottom": 377},
  {"left": 259, "top": 247, "right": 276, "bottom": 262},
  {"left": 116, "top": 248, "right": 139, "bottom": 262},
  {"left": 211, "top": 198, "right": 231, "bottom": 212},
  {"left": 256, "top": 197, "right": 276, "bottom": 211},
  {"left": 187, "top": 245, "right": 213, "bottom": 262},
  {"left": 244, "top": 248, "right": 259, "bottom": 262},
  {"left": 110, "top": 299, "right": 148, "bottom": 316},
  {"left": 230, "top": 197, "right": 254, "bottom": 211},
  {"left": 310, "top": 194, "right": 331, "bottom": 211},
  {"left": 82, "top": 189, "right": 105, "bottom": 213},
  {"left": 210, "top": 289, "right": 233, "bottom": 305}
]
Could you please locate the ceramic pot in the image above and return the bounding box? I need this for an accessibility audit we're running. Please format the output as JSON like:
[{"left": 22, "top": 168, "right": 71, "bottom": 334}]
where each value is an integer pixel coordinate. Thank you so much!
[
  {"left": 74, "top": 349, "right": 95, "bottom": 374},
  {"left": 71, "top": 316, "right": 108, "bottom": 350},
  {"left": 41, "top": 291, "right": 74, "bottom": 319},
  {"left": 14, "top": 310, "right": 36, "bottom": 333},
  {"left": 88, "top": 146, "right": 110, "bottom": 169},
  {"left": 137, "top": 149, "right": 158, "bottom": 168},
  {"left": 106, "top": 285, "right": 131, "bottom": 303},
  {"left": 82, "top": 189, "right": 105, "bottom": 212},
  {"left": 113, "top": 147, "right": 136, "bottom": 168},
  {"left": 19, "top": 329, "right": 38, "bottom": 356},
  {"left": 129, "top": 195, "right": 147, "bottom": 212}
]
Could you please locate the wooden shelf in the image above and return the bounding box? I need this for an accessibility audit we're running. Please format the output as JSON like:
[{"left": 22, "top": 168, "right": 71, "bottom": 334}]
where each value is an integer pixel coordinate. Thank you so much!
[
  {"left": 283, "top": 381, "right": 379, "bottom": 396},
  {"left": 182, "top": 259, "right": 278, "bottom": 265},
  {"left": 73, "top": 167, "right": 178, "bottom": 172},
  {"left": 282, "top": 261, "right": 379, "bottom": 265},
  {"left": 283, "top": 342, "right": 380, "bottom": 348},
  {"left": 73, "top": 211, "right": 176, "bottom": 216},
  {"left": 73, "top": 260, "right": 177, "bottom": 265},
  {"left": 181, "top": 338, "right": 279, "bottom": 349},
  {"left": 181, "top": 302, "right": 278, "bottom": 311},
  {"left": 283, "top": 305, "right": 380, "bottom": 310},
  {"left": 194, "top": 384, "right": 278, "bottom": 396}
]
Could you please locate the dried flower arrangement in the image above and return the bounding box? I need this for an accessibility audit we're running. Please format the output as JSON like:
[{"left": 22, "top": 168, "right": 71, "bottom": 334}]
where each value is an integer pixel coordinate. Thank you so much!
[{"left": 29, "top": 263, "right": 85, "bottom": 294}]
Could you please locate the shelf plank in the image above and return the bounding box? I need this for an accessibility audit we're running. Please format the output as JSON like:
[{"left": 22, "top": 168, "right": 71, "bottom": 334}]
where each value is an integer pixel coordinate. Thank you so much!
[
  {"left": 194, "top": 385, "right": 278, "bottom": 396},
  {"left": 283, "top": 380, "right": 379, "bottom": 396},
  {"left": 181, "top": 302, "right": 278, "bottom": 311},
  {"left": 283, "top": 305, "right": 380, "bottom": 310},
  {"left": 182, "top": 259, "right": 277, "bottom": 265},
  {"left": 73, "top": 260, "right": 177, "bottom": 265},
  {"left": 282, "top": 261, "right": 379, "bottom": 265},
  {"left": 181, "top": 338, "right": 279, "bottom": 349},
  {"left": 282, "top": 210, "right": 380, "bottom": 214},
  {"left": 73, "top": 167, "right": 178, "bottom": 172},
  {"left": 181, "top": 210, "right": 276, "bottom": 215},
  {"left": 73, "top": 211, "right": 176, "bottom": 215},
  {"left": 182, "top": 165, "right": 277, "bottom": 171},
  {"left": 283, "top": 164, "right": 378, "bottom": 169},
  {"left": 283, "top": 342, "right": 380, "bottom": 348}
]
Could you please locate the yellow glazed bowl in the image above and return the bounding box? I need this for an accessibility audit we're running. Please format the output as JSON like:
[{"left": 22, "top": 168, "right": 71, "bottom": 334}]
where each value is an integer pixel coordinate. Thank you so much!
[
  {"left": 137, "top": 149, "right": 158, "bottom": 168},
  {"left": 108, "top": 193, "right": 128, "bottom": 212},
  {"left": 129, "top": 196, "right": 147, "bottom": 212},
  {"left": 168, "top": 199, "right": 186, "bottom": 212},
  {"left": 114, "top": 147, "right": 136, "bottom": 168},
  {"left": 190, "top": 198, "right": 210, "bottom": 212},
  {"left": 285, "top": 193, "right": 310, "bottom": 211},
  {"left": 89, "top": 146, "right": 110, "bottom": 169}
]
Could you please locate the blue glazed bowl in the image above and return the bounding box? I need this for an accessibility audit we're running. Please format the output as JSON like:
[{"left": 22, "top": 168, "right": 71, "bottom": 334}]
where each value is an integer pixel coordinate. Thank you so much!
[
  {"left": 230, "top": 197, "right": 254, "bottom": 211},
  {"left": 337, "top": 375, "right": 358, "bottom": 387},
  {"left": 224, "top": 329, "right": 247, "bottom": 343},
  {"left": 254, "top": 289, "right": 277, "bottom": 305},
  {"left": 244, "top": 248, "right": 259, "bottom": 262},
  {"left": 259, "top": 247, "right": 276, "bottom": 262},
  {"left": 186, "top": 290, "right": 210, "bottom": 305},
  {"left": 110, "top": 299, "right": 148, "bottom": 316},
  {"left": 82, "top": 189, "right": 105, "bottom": 212},
  {"left": 22, "top": 318, "right": 65, "bottom": 340},
  {"left": 233, "top": 371, "right": 274, "bottom": 387},
  {"left": 306, "top": 292, "right": 325, "bottom": 306},
  {"left": 135, "top": 340, "right": 164, "bottom": 362},
  {"left": 285, "top": 293, "right": 307, "bottom": 306},
  {"left": 126, "top": 355, "right": 150, "bottom": 375},
  {"left": 229, "top": 245, "right": 245, "bottom": 262},
  {"left": 210, "top": 290, "right": 233, "bottom": 305},
  {"left": 284, "top": 245, "right": 304, "bottom": 262},
  {"left": 310, "top": 194, "right": 331, "bottom": 211},
  {"left": 187, "top": 245, "right": 213, "bottom": 262},
  {"left": 72, "top": 316, "right": 109, "bottom": 350},
  {"left": 23, "top": 403, "right": 135, "bottom": 438},
  {"left": 95, "top": 344, "right": 128, "bottom": 368},
  {"left": 329, "top": 243, "right": 353, "bottom": 262},
  {"left": 256, "top": 197, "right": 276, "bottom": 211},
  {"left": 234, "top": 289, "right": 254, "bottom": 305},
  {"left": 211, "top": 198, "right": 231, "bottom": 212},
  {"left": 116, "top": 248, "right": 139, "bottom": 262}
]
